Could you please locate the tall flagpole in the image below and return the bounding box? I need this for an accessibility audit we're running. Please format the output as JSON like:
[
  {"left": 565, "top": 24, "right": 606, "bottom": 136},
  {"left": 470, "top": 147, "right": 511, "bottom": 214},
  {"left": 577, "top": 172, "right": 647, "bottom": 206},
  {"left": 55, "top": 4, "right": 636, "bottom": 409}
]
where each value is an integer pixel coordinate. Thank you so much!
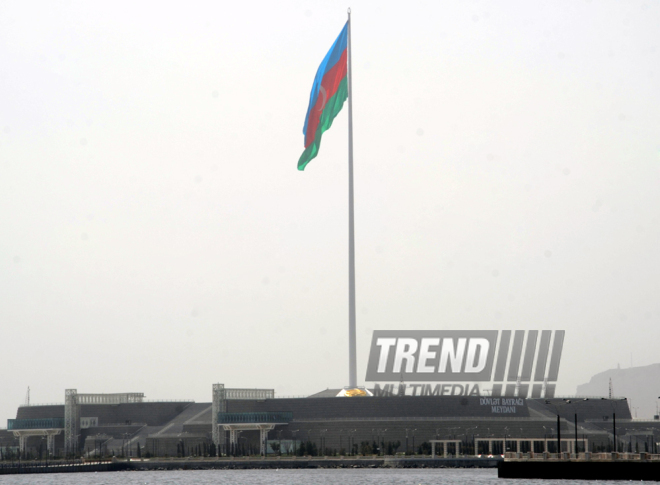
[{"left": 347, "top": 8, "right": 357, "bottom": 389}]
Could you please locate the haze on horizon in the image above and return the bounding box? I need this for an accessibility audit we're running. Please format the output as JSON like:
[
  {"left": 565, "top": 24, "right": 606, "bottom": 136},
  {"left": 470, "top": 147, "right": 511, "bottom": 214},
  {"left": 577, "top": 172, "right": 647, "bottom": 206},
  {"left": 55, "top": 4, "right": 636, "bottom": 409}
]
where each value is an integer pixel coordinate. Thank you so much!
[{"left": 1, "top": 0, "right": 659, "bottom": 423}]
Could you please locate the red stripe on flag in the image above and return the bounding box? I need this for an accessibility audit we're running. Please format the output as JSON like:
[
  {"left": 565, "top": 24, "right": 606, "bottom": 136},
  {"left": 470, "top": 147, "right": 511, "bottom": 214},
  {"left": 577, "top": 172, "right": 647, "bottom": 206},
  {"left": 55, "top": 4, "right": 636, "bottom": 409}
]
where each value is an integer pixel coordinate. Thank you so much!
[{"left": 304, "top": 49, "right": 348, "bottom": 148}]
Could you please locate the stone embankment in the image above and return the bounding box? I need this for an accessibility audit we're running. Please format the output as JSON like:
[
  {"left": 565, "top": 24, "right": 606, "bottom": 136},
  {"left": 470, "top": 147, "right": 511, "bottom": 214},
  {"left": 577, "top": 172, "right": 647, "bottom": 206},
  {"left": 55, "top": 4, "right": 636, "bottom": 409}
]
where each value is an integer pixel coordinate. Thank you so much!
[{"left": 0, "top": 456, "right": 500, "bottom": 474}]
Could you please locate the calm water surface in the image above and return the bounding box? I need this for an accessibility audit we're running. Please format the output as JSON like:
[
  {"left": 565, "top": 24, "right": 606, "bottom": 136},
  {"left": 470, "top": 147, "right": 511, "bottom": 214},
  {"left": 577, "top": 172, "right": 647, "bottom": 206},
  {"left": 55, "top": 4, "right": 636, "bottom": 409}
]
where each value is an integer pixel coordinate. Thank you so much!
[{"left": 0, "top": 468, "right": 632, "bottom": 485}]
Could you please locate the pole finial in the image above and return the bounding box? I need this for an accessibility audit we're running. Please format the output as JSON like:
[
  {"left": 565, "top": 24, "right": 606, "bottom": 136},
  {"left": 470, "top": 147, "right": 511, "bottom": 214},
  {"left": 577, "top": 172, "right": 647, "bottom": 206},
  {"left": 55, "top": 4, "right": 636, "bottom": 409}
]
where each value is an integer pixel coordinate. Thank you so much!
[{"left": 347, "top": 7, "right": 351, "bottom": 14}]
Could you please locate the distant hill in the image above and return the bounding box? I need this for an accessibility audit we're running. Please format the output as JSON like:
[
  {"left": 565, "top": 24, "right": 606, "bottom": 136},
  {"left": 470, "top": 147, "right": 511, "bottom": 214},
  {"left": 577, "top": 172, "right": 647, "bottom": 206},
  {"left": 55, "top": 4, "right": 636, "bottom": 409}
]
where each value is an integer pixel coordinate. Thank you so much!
[{"left": 576, "top": 363, "right": 660, "bottom": 419}]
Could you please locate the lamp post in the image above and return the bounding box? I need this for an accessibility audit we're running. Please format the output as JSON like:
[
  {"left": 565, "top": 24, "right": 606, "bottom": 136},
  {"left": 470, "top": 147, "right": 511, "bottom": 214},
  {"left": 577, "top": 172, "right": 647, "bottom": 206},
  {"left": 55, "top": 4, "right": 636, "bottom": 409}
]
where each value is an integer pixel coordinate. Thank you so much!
[
  {"left": 574, "top": 411, "right": 579, "bottom": 455},
  {"left": 264, "top": 428, "right": 270, "bottom": 458},
  {"left": 456, "top": 432, "right": 465, "bottom": 457},
  {"left": 563, "top": 399, "right": 579, "bottom": 455},
  {"left": 546, "top": 399, "right": 564, "bottom": 454},
  {"left": 607, "top": 398, "right": 627, "bottom": 453},
  {"left": 378, "top": 428, "right": 387, "bottom": 456},
  {"left": 291, "top": 429, "right": 299, "bottom": 456},
  {"left": 543, "top": 426, "right": 555, "bottom": 451},
  {"left": 571, "top": 398, "right": 588, "bottom": 455},
  {"left": 95, "top": 434, "right": 102, "bottom": 459},
  {"left": 122, "top": 433, "right": 131, "bottom": 459},
  {"left": 469, "top": 426, "right": 478, "bottom": 456},
  {"left": 557, "top": 414, "right": 561, "bottom": 454},
  {"left": 320, "top": 429, "right": 327, "bottom": 456},
  {"left": 446, "top": 427, "right": 458, "bottom": 455},
  {"left": 348, "top": 429, "right": 356, "bottom": 456}
]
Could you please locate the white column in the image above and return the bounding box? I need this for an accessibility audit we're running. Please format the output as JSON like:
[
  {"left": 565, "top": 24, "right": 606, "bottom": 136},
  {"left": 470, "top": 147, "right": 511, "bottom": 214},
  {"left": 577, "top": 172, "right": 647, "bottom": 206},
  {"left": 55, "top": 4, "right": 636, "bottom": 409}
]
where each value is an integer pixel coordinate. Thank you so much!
[
  {"left": 47, "top": 431, "right": 59, "bottom": 456},
  {"left": 64, "top": 389, "right": 79, "bottom": 454},
  {"left": 19, "top": 434, "right": 27, "bottom": 454},
  {"left": 346, "top": 7, "right": 357, "bottom": 390},
  {"left": 212, "top": 384, "right": 225, "bottom": 448}
]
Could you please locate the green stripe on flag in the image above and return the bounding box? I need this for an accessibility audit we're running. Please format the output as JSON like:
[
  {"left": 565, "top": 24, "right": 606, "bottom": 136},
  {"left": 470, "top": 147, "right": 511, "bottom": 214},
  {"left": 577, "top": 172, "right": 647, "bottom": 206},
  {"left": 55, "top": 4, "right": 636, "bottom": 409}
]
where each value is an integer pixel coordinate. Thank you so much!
[{"left": 297, "top": 77, "right": 348, "bottom": 171}]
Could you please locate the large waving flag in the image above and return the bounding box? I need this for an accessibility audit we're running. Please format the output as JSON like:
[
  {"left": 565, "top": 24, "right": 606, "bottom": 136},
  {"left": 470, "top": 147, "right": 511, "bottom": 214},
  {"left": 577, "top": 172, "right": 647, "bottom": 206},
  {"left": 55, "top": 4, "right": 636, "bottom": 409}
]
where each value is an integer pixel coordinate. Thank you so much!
[{"left": 298, "top": 23, "right": 349, "bottom": 171}]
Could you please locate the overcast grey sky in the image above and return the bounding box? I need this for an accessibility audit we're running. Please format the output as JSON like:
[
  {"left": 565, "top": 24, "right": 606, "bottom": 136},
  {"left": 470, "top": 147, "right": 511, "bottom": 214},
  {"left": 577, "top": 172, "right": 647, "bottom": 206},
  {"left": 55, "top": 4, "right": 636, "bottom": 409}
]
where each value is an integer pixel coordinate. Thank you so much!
[{"left": 1, "top": 0, "right": 659, "bottom": 423}]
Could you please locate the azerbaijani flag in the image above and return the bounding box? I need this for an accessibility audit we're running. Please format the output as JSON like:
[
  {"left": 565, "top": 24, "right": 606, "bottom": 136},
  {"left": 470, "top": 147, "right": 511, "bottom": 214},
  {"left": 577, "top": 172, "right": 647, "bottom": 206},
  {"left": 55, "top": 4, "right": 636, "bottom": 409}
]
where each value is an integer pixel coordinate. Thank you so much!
[{"left": 298, "top": 23, "right": 349, "bottom": 171}]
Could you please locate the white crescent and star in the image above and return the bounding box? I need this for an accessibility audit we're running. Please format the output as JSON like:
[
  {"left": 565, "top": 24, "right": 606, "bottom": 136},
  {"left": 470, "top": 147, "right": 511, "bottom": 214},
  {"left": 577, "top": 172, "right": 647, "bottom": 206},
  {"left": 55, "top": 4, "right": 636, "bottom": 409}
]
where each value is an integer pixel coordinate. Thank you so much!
[{"left": 318, "top": 85, "right": 328, "bottom": 111}]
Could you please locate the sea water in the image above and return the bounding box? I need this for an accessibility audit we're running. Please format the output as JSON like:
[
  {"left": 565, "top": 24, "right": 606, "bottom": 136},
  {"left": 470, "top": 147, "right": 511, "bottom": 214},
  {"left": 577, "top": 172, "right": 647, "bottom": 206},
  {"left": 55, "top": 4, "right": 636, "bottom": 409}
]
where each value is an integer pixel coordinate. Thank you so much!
[{"left": 0, "top": 468, "right": 629, "bottom": 484}]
